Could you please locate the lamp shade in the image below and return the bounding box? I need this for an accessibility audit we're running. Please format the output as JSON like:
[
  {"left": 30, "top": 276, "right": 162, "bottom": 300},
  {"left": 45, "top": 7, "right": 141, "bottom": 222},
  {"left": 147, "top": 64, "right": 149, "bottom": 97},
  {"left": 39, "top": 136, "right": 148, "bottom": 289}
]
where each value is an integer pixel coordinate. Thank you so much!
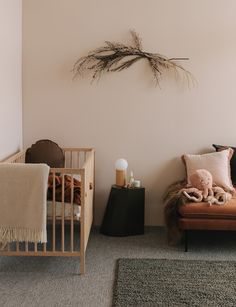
[{"left": 115, "top": 159, "right": 128, "bottom": 171}]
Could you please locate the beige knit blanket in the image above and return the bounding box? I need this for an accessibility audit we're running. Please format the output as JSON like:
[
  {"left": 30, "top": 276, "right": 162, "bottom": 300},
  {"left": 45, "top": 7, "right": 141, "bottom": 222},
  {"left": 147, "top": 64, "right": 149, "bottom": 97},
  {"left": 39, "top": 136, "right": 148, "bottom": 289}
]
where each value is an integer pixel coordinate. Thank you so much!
[{"left": 0, "top": 163, "right": 50, "bottom": 249}]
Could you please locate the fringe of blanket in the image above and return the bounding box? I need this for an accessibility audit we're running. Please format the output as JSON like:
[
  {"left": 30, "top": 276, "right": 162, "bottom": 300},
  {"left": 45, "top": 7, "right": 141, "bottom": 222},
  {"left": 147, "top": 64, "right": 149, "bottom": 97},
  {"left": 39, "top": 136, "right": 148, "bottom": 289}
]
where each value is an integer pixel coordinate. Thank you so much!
[
  {"left": 163, "top": 180, "right": 188, "bottom": 245},
  {"left": 0, "top": 226, "right": 47, "bottom": 250}
]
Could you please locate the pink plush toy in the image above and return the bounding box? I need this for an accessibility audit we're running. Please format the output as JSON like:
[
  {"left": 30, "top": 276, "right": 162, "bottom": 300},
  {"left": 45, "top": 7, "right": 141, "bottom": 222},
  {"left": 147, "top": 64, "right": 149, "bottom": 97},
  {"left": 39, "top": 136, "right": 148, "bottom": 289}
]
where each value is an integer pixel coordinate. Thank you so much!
[
  {"left": 182, "top": 169, "right": 232, "bottom": 205},
  {"left": 189, "top": 169, "right": 213, "bottom": 199}
]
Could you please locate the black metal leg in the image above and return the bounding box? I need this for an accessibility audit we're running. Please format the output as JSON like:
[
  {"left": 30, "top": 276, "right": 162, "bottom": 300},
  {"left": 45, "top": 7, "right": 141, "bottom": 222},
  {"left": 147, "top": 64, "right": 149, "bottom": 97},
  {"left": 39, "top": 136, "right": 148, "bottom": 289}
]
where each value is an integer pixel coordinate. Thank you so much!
[{"left": 184, "top": 230, "right": 188, "bottom": 252}]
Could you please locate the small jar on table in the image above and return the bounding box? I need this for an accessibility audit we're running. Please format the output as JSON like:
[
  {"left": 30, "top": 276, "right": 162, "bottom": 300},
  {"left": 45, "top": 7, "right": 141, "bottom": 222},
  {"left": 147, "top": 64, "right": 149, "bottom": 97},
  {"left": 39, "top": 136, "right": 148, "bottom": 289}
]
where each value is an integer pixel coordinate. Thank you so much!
[{"left": 100, "top": 185, "right": 145, "bottom": 236}]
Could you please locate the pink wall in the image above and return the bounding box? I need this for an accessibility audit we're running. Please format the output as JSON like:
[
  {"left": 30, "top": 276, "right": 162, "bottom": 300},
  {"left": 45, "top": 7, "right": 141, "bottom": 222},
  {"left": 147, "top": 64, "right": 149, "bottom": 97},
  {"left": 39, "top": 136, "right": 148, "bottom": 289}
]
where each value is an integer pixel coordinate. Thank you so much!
[
  {"left": 23, "top": 0, "right": 236, "bottom": 225},
  {"left": 0, "top": 0, "right": 22, "bottom": 160}
]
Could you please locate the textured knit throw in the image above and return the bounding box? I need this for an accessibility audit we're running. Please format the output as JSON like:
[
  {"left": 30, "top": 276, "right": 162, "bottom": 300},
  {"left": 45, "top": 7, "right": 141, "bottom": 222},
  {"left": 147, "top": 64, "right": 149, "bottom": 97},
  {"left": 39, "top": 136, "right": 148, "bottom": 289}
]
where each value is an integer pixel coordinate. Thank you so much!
[{"left": 0, "top": 163, "right": 50, "bottom": 249}]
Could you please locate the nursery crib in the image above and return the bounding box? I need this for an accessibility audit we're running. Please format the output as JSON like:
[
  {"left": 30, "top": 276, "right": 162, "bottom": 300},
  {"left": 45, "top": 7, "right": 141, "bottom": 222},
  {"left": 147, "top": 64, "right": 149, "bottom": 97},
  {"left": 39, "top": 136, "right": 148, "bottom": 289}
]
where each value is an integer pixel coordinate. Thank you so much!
[{"left": 0, "top": 147, "right": 95, "bottom": 275}]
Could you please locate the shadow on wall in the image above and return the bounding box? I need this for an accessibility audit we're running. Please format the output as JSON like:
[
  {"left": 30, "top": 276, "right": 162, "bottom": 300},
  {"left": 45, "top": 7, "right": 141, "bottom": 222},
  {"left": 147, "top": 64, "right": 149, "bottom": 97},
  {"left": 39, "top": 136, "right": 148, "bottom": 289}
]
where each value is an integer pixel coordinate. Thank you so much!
[
  {"left": 137, "top": 157, "right": 185, "bottom": 225},
  {"left": 148, "top": 157, "right": 185, "bottom": 201}
]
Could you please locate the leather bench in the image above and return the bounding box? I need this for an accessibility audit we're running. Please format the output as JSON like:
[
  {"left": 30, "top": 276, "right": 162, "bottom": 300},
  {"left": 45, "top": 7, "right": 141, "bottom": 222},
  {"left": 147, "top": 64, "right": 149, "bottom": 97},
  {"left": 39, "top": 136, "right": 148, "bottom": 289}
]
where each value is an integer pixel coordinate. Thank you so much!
[{"left": 178, "top": 198, "right": 236, "bottom": 251}]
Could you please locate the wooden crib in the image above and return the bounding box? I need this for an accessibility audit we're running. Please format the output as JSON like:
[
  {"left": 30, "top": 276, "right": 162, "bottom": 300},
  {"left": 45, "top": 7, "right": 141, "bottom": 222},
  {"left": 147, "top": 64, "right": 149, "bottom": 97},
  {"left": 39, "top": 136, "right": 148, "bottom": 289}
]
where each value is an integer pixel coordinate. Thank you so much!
[{"left": 0, "top": 148, "right": 95, "bottom": 275}]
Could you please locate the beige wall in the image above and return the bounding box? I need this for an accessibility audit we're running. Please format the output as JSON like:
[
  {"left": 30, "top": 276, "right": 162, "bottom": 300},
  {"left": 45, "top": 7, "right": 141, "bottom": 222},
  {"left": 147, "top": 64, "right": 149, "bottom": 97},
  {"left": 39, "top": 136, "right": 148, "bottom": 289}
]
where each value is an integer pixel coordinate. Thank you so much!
[
  {"left": 0, "top": 0, "right": 22, "bottom": 160},
  {"left": 23, "top": 0, "right": 236, "bottom": 225}
]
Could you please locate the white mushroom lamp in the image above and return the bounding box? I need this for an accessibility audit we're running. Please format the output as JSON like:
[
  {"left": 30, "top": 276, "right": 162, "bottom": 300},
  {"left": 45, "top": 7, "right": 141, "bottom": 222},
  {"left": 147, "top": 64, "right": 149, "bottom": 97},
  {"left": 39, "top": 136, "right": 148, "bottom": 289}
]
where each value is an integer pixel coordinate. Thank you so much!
[{"left": 115, "top": 158, "right": 128, "bottom": 187}]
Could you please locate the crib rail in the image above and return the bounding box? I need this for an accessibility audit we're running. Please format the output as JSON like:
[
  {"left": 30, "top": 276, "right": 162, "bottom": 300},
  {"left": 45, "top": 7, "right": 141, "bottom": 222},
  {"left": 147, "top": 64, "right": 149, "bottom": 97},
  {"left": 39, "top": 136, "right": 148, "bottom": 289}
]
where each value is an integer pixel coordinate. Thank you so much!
[
  {"left": 0, "top": 147, "right": 95, "bottom": 274},
  {"left": 2, "top": 150, "right": 26, "bottom": 163}
]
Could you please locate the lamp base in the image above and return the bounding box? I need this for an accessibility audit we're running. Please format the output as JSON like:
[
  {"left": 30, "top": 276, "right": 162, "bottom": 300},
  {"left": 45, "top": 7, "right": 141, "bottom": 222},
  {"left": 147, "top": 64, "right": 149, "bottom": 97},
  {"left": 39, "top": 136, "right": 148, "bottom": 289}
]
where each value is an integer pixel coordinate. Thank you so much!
[{"left": 116, "top": 170, "right": 126, "bottom": 187}]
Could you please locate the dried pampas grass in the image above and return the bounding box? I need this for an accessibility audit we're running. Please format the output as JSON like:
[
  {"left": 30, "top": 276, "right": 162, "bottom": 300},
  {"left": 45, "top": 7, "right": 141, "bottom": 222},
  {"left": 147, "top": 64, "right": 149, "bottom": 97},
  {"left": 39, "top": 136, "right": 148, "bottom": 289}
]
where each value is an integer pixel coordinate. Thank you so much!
[{"left": 73, "top": 30, "right": 194, "bottom": 87}]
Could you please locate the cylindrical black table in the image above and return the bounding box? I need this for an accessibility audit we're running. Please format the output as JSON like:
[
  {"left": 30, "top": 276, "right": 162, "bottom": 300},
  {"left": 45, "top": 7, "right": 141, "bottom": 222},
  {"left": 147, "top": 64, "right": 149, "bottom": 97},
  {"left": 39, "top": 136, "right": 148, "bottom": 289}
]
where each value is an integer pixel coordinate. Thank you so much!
[{"left": 100, "top": 185, "right": 145, "bottom": 236}]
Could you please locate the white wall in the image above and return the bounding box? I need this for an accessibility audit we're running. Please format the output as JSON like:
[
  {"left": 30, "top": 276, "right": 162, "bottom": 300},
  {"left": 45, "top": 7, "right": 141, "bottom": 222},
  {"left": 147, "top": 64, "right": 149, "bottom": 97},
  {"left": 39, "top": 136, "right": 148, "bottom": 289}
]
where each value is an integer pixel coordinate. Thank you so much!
[
  {"left": 23, "top": 0, "right": 236, "bottom": 225},
  {"left": 0, "top": 0, "right": 22, "bottom": 160}
]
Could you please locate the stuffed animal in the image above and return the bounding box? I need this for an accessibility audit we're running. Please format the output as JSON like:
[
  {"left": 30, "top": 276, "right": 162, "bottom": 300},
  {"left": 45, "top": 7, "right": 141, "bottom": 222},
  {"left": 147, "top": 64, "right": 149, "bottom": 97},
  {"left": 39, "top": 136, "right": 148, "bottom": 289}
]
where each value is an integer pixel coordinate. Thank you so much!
[
  {"left": 212, "top": 186, "right": 232, "bottom": 205},
  {"left": 182, "top": 169, "right": 232, "bottom": 205},
  {"left": 189, "top": 169, "right": 213, "bottom": 199},
  {"left": 182, "top": 188, "right": 203, "bottom": 202}
]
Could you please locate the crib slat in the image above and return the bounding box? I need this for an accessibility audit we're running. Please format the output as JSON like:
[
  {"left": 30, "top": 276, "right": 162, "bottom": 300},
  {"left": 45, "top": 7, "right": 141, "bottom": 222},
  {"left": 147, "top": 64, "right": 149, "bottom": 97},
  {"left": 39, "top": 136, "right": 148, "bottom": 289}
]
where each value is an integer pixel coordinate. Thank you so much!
[
  {"left": 70, "top": 174, "right": 74, "bottom": 252},
  {"left": 61, "top": 174, "right": 65, "bottom": 252},
  {"left": 43, "top": 243, "right": 46, "bottom": 252},
  {"left": 34, "top": 242, "right": 37, "bottom": 252},
  {"left": 7, "top": 243, "right": 10, "bottom": 252},
  {"left": 52, "top": 173, "right": 56, "bottom": 252},
  {"left": 70, "top": 151, "right": 73, "bottom": 168},
  {"left": 25, "top": 242, "right": 28, "bottom": 252},
  {"left": 16, "top": 241, "right": 19, "bottom": 252},
  {"left": 77, "top": 151, "right": 80, "bottom": 168}
]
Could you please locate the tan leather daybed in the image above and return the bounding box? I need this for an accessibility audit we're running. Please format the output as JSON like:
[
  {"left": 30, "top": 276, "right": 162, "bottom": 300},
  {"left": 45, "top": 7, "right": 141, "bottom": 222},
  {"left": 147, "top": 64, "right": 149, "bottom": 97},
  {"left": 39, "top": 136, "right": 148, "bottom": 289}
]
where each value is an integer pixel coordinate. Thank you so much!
[{"left": 178, "top": 198, "right": 236, "bottom": 251}]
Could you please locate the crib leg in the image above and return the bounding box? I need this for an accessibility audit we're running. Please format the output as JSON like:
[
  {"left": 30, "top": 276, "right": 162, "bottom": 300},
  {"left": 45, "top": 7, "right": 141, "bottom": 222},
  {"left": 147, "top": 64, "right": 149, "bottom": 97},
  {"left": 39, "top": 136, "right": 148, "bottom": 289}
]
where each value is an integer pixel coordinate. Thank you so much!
[{"left": 80, "top": 253, "right": 85, "bottom": 275}]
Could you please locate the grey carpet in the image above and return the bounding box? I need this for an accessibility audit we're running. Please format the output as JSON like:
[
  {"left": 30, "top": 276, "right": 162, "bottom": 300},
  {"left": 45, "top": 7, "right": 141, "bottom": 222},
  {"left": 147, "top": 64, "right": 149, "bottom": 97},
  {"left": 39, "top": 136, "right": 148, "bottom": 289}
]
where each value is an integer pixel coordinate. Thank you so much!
[
  {"left": 1, "top": 227, "right": 236, "bottom": 306},
  {"left": 113, "top": 258, "right": 236, "bottom": 307}
]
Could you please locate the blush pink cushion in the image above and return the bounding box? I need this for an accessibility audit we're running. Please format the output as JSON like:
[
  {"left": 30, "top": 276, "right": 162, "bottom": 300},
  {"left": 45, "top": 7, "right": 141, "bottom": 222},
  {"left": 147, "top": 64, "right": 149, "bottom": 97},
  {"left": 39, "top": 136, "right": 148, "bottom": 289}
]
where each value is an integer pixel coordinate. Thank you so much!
[{"left": 182, "top": 148, "right": 234, "bottom": 190}]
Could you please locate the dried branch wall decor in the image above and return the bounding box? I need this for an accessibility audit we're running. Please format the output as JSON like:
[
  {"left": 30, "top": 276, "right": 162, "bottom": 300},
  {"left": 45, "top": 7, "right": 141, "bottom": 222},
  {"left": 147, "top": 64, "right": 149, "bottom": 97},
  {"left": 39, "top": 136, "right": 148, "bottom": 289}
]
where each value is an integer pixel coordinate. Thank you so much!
[{"left": 73, "top": 31, "right": 193, "bottom": 86}]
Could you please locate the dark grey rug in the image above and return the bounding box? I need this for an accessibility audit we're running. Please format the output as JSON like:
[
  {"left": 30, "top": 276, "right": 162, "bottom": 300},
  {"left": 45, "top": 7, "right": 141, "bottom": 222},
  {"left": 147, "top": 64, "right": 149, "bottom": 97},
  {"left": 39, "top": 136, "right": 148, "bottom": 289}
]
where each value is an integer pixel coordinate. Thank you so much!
[{"left": 113, "top": 258, "right": 236, "bottom": 307}]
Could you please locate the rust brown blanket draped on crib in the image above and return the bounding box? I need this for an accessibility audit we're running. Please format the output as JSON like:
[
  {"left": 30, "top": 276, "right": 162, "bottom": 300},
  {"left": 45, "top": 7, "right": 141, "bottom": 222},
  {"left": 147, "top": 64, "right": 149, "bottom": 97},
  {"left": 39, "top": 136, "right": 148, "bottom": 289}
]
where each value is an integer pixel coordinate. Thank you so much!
[{"left": 47, "top": 174, "right": 81, "bottom": 205}]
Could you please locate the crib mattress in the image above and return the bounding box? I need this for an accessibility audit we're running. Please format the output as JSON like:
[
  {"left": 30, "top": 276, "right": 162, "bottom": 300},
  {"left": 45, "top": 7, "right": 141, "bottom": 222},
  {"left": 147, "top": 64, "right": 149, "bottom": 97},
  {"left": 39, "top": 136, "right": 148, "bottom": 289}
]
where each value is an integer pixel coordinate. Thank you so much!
[{"left": 47, "top": 201, "right": 81, "bottom": 220}]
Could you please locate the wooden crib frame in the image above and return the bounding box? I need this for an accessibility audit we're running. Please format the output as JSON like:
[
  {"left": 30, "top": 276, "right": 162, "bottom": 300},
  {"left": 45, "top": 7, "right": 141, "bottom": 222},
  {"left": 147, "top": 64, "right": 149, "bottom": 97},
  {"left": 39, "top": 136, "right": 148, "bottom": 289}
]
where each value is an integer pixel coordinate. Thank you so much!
[{"left": 0, "top": 148, "right": 95, "bottom": 275}]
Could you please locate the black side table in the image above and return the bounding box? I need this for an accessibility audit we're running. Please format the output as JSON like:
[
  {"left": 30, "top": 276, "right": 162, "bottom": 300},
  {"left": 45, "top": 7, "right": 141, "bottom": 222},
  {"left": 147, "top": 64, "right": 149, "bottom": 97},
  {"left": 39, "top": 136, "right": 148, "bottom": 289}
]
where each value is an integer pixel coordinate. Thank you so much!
[{"left": 100, "top": 185, "right": 145, "bottom": 236}]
